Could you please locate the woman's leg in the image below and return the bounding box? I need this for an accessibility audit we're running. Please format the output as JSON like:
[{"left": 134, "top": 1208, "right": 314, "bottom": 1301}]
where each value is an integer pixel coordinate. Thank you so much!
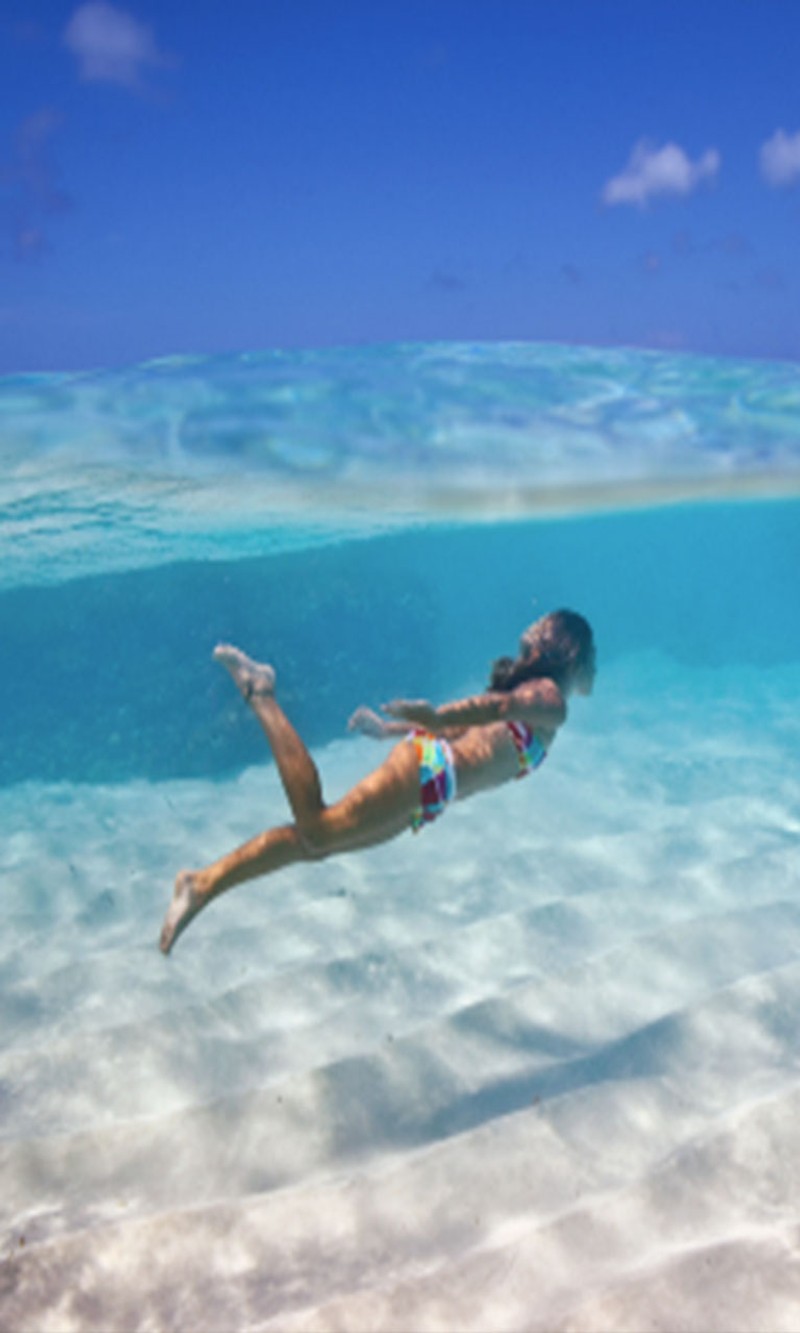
[
  {"left": 160, "top": 822, "right": 303, "bottom": 954},
  {"left": 212, "top": 645, "right": 326, "bottom": 835},
  {"left": 159, "top": 645, "right": 420, "bottom": 954}
]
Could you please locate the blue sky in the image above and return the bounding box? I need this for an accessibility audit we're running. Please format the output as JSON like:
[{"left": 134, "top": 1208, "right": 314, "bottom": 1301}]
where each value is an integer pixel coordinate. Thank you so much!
[{"left": 2, "top": 1, "right": 799, "bottom": 372}]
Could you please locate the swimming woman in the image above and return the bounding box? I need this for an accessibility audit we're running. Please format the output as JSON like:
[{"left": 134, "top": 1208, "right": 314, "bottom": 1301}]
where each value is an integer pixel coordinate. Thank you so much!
[{"left": 159, "top": 609, "right": 596, "bottom": 954}]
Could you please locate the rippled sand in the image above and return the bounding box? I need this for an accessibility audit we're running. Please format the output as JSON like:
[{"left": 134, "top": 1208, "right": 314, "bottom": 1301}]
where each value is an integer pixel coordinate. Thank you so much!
[{"left": 2, "top": 656, "right": 800, "bottom": 1332}]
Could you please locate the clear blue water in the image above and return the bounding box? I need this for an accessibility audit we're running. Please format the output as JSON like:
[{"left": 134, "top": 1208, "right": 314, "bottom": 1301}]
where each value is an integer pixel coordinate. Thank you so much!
[
  {"left": 2, "top": 342, "right": 800, "bottom": 1328},
  {"left": 2, "top": 341, "right": 800, "bottom": 587},
  {"left": 1, "top": 341, "right": 798, "bottom": 784}
]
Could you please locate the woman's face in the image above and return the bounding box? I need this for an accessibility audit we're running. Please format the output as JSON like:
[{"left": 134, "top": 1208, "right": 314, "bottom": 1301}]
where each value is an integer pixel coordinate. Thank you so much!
[
  {"left": 571, "top": 656, "right": 596, "bottom": 696},
  {"left": 520, "top": 618, "right": 596, "bottom": 695},
  {"left": 570, "top": 639, "right": 597, "bottom": 696}
]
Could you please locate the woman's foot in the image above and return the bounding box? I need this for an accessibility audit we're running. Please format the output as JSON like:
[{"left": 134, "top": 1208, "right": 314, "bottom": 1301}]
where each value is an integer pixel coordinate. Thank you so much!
[
  {"left": 160, "top": 870, "right": 206, "bottom": 955},
  {"left": 213, "top": 644, "right": 276, "bottom": 701}
]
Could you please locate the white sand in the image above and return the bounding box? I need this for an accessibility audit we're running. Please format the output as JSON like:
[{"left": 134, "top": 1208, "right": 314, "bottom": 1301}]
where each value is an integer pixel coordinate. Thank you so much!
[{"left": 2, "top": 654, "right": 800, "bottom": 1332}]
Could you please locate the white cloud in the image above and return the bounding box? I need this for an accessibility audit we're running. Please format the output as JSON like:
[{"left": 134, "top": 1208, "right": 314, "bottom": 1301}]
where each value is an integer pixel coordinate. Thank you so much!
[
  {"left": 760, "top": 129, "right": 800, "bottom": 187},
  {"left": 63, "top": 2, "right": 167, "bottom": 90},
  {"left": 602, "top": 140, "right": 720, "bottom": 208}
]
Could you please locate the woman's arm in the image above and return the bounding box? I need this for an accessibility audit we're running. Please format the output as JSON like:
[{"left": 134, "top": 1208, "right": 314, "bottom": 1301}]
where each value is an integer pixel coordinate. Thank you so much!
[
  {"left": 383, "top": 679, "right": 566, "bottom": 733},
  {"left": 347, "top": 706, "right": 409, "bottom": 740}
]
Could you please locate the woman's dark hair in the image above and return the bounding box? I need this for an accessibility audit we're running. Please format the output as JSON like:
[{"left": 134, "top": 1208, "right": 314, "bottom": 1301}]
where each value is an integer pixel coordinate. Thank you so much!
[{"left": 489, "top": 609, "right": 595, "bottom": 692}]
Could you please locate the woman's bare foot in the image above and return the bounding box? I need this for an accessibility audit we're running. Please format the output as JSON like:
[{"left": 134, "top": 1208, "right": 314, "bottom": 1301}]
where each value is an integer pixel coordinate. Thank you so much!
[
  {"left": 160, "top": 870, "right": 206, "bottom": 955},
  {"left": 213, "top": 644, "right": 276, "bottom": 701}
]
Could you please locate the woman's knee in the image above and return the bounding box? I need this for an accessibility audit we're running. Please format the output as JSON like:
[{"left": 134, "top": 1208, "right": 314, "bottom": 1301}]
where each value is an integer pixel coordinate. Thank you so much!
[{"left": 297, "top": 817, "right": 339, "bottom": 859}]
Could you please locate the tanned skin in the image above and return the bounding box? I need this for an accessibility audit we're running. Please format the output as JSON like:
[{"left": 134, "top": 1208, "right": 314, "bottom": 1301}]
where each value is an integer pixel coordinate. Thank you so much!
[{"left": 160, "top": 615, "right": 595, "bottom": 955}]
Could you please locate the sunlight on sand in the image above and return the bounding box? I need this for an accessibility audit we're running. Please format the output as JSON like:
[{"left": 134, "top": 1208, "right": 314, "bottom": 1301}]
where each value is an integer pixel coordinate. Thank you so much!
[{"left": 1, "top": 656, "right": 800, "bottom": 1331}]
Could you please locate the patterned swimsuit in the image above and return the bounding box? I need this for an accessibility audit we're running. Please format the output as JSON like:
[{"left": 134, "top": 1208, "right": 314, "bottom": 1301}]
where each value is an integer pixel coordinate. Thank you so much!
[
  {"left": 409, "top": 732, "right": 457, "bottom": 832},
  {"left": 506, "top": 719, "right": 547, "bottom": 776},
  {"left": 409, "top": 720, "right": 546, "bottom": 832}
]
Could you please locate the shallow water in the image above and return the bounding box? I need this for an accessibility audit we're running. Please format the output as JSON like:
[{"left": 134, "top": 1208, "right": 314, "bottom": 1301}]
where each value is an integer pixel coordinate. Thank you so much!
[{"left": 1, "top": 342, "right": 799, "bottom": 1331}]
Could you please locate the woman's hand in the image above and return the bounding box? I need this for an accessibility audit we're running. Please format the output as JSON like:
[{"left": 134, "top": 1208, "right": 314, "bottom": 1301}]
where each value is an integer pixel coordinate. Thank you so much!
[
  {"left": 382, "top": 699, "right": 438, "bottom": 729},
  {"left": 347, "top": 706, "right": 390, "bottom": 738}
]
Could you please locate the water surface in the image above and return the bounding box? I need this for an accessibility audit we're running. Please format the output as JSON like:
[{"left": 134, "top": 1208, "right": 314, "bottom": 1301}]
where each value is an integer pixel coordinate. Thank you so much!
[{"left": 1, "top": 342, "right": 799, "bottom": 1331}]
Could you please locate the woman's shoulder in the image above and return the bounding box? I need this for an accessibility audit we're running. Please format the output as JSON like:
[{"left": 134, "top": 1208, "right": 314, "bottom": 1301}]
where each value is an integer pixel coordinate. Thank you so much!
[{"left": 506, "top": 677, "right": 567, "bottom": 727}]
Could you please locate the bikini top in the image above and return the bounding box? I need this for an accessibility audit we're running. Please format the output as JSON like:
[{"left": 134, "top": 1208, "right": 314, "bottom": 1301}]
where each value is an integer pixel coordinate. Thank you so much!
[{"left": 506, "top": 719, "right": 547, "bottom": 778}]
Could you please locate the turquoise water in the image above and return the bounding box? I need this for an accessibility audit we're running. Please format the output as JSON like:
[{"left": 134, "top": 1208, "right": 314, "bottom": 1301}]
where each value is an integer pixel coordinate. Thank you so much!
[
  {"left": 1, "top": 342, "right": 800, "bottom": 1329},
  {"left": 2, "top": 341, "right": 799, "bottom": 784}
]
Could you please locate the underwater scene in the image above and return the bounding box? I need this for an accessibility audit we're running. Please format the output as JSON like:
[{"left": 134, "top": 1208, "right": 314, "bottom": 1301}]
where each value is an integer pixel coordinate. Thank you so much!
[{"left": 2, "top": 341, "right": 800, "bottom": 1331}]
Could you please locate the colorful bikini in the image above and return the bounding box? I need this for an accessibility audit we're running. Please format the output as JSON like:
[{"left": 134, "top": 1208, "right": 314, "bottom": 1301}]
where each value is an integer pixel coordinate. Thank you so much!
[
  {"left": 408, "top": 720, "right": 546, "bottom": 832},
  {"left": 409, "top": 732, "right": 457, "bottom": 832},
  {"left": 506, "top": 719, "right": 547, "bottom": 777}
]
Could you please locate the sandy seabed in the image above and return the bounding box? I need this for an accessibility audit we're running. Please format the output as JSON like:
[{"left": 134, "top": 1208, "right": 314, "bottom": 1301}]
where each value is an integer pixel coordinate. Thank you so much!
[{"left": 2, "top": 654, "right": 800, "bottom": 1332}]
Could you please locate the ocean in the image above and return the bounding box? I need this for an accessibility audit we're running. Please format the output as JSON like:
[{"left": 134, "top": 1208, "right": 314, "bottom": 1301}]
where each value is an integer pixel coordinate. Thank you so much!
[{"left": 2, "top": 341, "right": 799, "bottom": 1331}]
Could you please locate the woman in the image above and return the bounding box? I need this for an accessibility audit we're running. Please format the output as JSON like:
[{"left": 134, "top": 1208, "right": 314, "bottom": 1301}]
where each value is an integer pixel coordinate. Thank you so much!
[{"left": 160, "top": 609, "right": 596, "bottom": 954}]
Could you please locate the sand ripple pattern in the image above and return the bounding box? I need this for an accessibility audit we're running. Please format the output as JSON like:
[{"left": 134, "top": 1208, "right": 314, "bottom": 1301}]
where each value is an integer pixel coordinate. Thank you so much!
[{"left": 1, "top": 659, "right": 800, "bottom": 1330}]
